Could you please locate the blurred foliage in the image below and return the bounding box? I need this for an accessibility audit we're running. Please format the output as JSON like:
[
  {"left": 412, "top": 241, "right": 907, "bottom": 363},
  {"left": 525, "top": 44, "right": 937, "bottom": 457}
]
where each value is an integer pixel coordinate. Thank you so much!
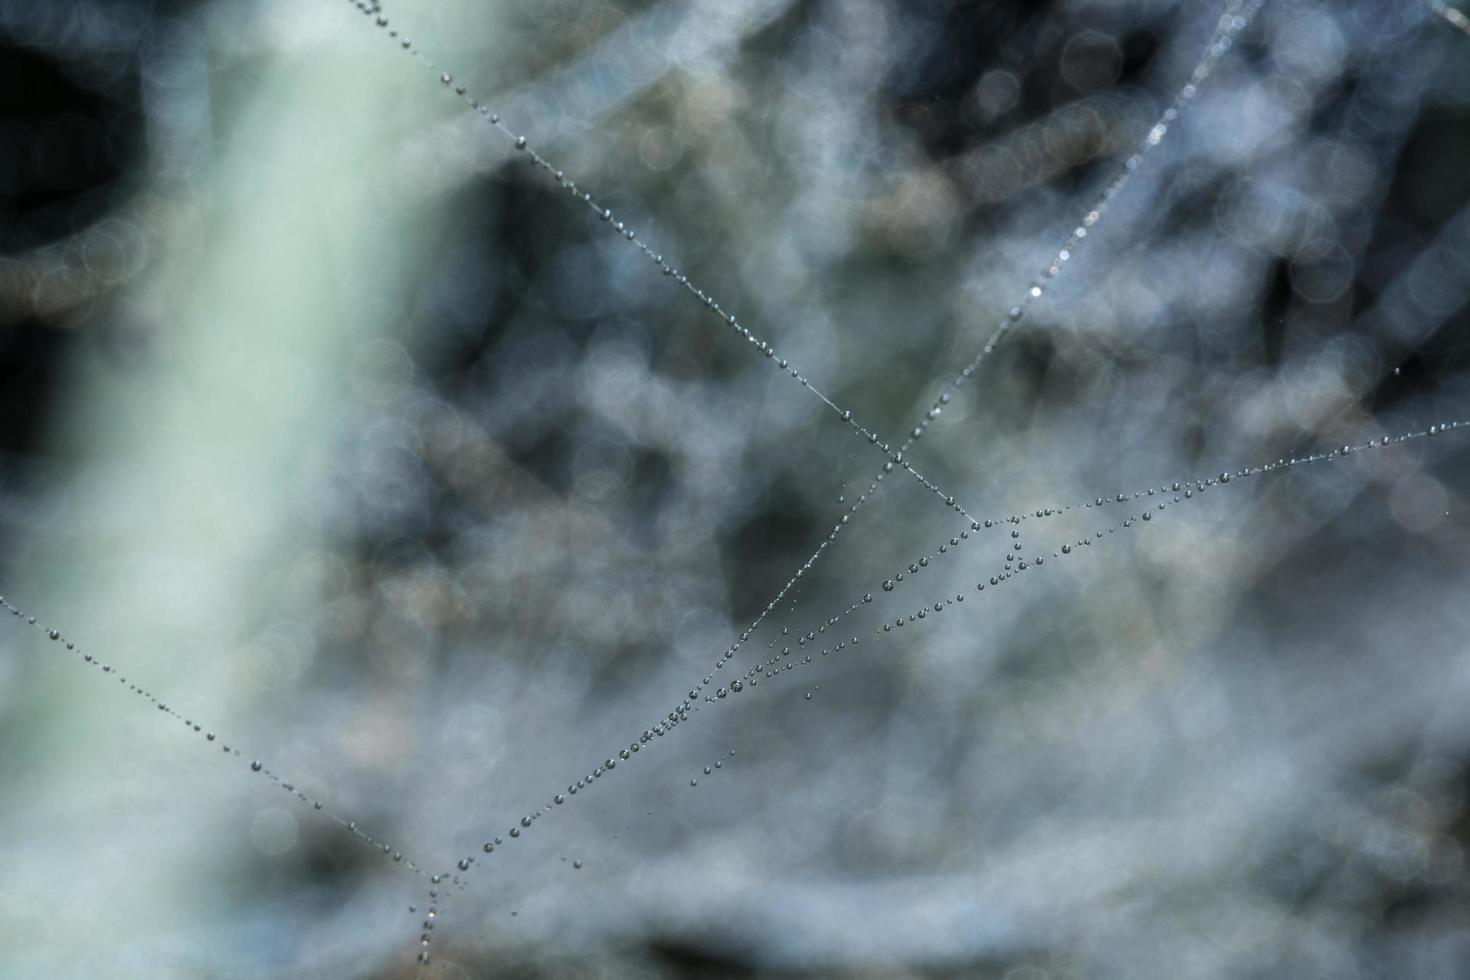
[{"left": 1, "top": 1, "right": 1470, "bottom": 978}]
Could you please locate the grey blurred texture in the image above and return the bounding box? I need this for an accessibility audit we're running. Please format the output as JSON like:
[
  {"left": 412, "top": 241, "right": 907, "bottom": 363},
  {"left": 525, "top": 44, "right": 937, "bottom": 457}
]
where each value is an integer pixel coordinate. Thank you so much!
[{"left": 1, "top": 0, "right": 1469, "bottom": 977}]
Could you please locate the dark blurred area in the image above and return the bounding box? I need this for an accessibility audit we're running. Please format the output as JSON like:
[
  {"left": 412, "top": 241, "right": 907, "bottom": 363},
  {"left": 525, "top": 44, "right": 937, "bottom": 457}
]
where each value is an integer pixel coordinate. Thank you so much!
[{"left": 2, "top": 1, "right": 1470, "bottom": 978}]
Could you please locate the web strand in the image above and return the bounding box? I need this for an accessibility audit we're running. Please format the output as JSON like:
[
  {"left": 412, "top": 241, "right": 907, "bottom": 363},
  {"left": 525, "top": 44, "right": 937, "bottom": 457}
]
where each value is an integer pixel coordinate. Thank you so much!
[
  {"left": 342, "top": 0, "right": 988, "bottom": 534},
  {"left": 333, "top": 0, "right": 1270, "bottom": 967},
  {"left": 0, "top": 595, "right": 442, "bottom": 881},
  {"left": 737, "top": 0, "right": 1266, "bottom": 655},
  {"left": 431, "top": 414, "right": 1469, "bottom": 870},
  {"left": 5, "top": 1, "right": 1461, "bottom": 975}
]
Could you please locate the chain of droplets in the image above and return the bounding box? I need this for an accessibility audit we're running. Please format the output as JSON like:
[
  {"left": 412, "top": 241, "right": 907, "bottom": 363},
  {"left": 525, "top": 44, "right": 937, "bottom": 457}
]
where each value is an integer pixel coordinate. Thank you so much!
[
  {"left": 881, "top": 417, "right": 1470, "bottom": 544},
  {"left": 894, "top": 0, "right": 1263, "bottom": 460},
  {"left": 421, "top": 519, "right": 1019, "bottom": 879},
  {"left": 341, "top": 0, "right": 1253, "bottom": 768},
  {"left": 698, "top": 420, "right": 1469, "bottom": 703},
  {"left": 383, "top": 1, "right": 1445, "bottom": 967},
  {"left": 329, "top": 0, "right": 994, "bottom": 956},
  {"left": 404, "top": 407, "right": 1466, "bottom": 971},
  {"left": 365, "top": 0, "right": 1431, "bottom": 966},
  {"left": 3, "top": 4, "right": 1409, "bottom": 974},
  {"left": 2, "top": 422, "right": 1455, "bottom": 977},
  {"left": 713, "top": 0, "right": 1268, "bottom": 683},
  {"left": 0, "top": 595, "right": 447, "bottom": 882},
  {"left": 417, "top": 424, "right": 1469, "bottom": 957},
  {"left": 706, "top": 511, "right": 1165, "bottom": 705},
  {"left": 628, "top": 0, "right": 1265, "bottom": 776},
  {"left": 424, "top": 0, "right": 1264, "bottom": 807},
  {"left": 343, "top": 0, "right": 1262, "bottom": 963},
  {"left": 453, "top": 419, "right": 1470, "bottom": 856},
  {"left": 341, "top": 0, "right": 983, "bottom": 547},
  {"left": 1432, "top": 0, "right": 1470, "bottom": 37}
]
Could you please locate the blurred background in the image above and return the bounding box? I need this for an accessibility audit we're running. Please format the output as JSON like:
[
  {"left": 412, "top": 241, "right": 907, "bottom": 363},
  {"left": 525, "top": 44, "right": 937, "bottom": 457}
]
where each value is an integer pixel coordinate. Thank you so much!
[{"left": 2, "top": 0, "right": 1470, "bottom": 977}]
